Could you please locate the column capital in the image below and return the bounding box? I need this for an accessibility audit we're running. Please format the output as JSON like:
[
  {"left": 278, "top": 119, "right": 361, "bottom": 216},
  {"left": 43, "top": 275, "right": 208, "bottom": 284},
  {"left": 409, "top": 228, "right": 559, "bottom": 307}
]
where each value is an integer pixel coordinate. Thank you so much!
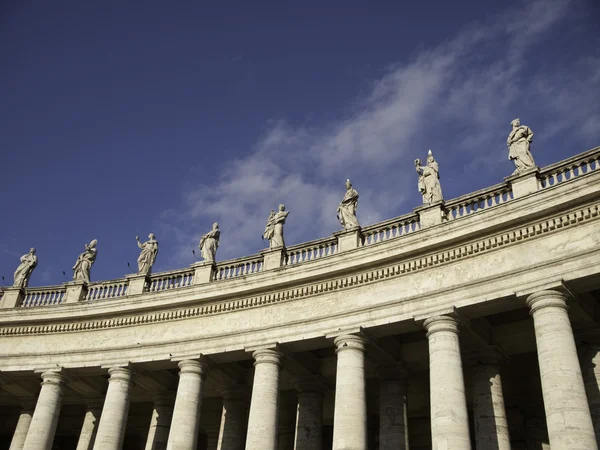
[
  {"left": 40, "top": 369, "right": 71, "bottom": 386},
  {"left": 178, "top": 358, "right": 210, "bottom": 376},
  {"left": 423, "top": 314, "right": 461, "bottom": 337},
  {"left": 464, "top": 345, "right": 509, "bottom": 367},
  {"left": 252, "top": 348, "right": 282, "bottom": 367},
  {"left": 526, "top": 289, "right": 568, "bottom": 315},
  {"left": 333, "top": 333, "right": 367, "bottom": 354},
  {"left": 107, "top": 366, "right": 134, "bottom": 384}
]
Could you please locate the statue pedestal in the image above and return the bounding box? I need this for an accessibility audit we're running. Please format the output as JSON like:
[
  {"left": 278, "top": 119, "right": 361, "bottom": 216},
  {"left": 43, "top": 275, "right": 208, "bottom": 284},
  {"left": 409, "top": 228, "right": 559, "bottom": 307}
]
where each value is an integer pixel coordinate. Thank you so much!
[
  {"left": 64, "top": 281, "right": 88, "bottom": 304},
  {"left": 415, "top": 201, "right": 445, "bottom": 228},
  {"left": 333, "top": 227, "right": 362, "bottom": 253},
  {"left": 505, "top": 168, "right": 540, "bottom": 199},
  {"left": 126, "top": 273, "right": 149, "bottom": 296},
  {"left": 260, "top": 247, "right": 286, "bottom": 271},
  {"left": 1, "top": 287, "right": 25, "bottom": 308},
  {"left": 191, "top": 262, "right": 216, "bottom": 285}
]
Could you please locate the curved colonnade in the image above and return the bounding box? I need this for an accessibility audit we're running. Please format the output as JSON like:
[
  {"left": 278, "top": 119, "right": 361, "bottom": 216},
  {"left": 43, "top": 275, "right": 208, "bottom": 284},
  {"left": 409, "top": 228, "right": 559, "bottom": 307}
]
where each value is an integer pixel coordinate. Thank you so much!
[{"left": 1, "top": 147, "right": 600, "bottom": 449}]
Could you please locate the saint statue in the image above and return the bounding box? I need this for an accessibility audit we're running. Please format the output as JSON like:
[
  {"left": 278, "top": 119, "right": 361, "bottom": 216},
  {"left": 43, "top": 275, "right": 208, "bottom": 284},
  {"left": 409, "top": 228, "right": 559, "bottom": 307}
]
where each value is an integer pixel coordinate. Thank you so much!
[
  {"left": 73, "top": 239, "right": 98, "bottom": 283},
  {"left": 507, "top": 118, "right": 535, "bottom": 174},
  {"left": 262, "top": 204, "right": 290, "bottom": 249},
  {"left": 13, "top": 248, "right": 38, "bottom": 288},
  {"left": 199, "top": 222, "right": 220, "bottom": 263},
  {"left": 337, "top": 179, "right": 360, "bottom": 230},
  {"left": 415, "top": 150, "right": 443, "bottom": 204},
  {"left": 136, "top": 233, "right": 159, "bottom": 275}
]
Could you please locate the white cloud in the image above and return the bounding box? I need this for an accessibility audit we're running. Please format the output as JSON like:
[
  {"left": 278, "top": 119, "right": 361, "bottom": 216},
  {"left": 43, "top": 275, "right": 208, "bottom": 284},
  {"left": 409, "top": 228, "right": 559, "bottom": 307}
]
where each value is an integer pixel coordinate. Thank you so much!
[{"left": 159, "top": 0, "right": 599, "bottom": 268}]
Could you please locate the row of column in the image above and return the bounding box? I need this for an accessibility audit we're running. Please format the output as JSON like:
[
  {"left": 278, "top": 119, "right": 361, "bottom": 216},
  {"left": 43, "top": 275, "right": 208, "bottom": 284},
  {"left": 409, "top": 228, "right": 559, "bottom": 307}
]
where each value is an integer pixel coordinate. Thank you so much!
[{"left": 7, "top": 289, "right": 600, "bottom": 450}]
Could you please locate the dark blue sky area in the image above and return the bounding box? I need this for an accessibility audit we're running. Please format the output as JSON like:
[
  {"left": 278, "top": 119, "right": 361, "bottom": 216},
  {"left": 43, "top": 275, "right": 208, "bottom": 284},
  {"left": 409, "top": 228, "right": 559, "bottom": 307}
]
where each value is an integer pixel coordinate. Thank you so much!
[{"left": 1, "top": 1, "right": 599, "bottom": 285}]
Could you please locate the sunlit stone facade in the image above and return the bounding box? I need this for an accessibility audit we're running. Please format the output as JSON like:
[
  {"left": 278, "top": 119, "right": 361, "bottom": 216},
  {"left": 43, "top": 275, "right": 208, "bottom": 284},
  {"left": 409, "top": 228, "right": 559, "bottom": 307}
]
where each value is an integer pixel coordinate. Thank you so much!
[{"left": 1, "top": 147, "right": 600, "bottom": 450}]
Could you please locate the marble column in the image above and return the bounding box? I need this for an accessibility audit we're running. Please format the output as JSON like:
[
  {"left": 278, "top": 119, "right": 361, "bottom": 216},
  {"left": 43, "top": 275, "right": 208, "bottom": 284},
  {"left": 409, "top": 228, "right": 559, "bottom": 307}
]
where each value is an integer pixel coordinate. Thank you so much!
[
  {"left": 76, "top": 398, "right": 103, "bottom": 450},
  {"left": 580, "top": 343, "right": 600, "bottom": 443},
  {"left": 468, "top": 347, "right": 510, "bottom": 450},
  {"left": 217, "top": 386, "right": 249, "bottom": 450},
  {"left": 245, "top": 348, "right": 282, "bottom": 450},
  {"left": 527, "top": 290, "right": 598, "bottom": 450},
  {"left": 294, "top": 379, "right": 324, "bottom": 450},
  {"left": 144, "top": 393, "right": 175, "bottom": 450},
  {"left": 277, "top": 391, "right": 297, "bottom": 450},
  {"left": 9, "top": 398, "right": 36, "bottom": 450},
  {"left": 423, "top": 315, "right": 471, "bottom": 450},
  {"left": 166, "top": 359, "right": 209, "bottom": 450},
  {"left": 377, "top": 365, "right": 409, "bottom": 450},
  {"left": 93, "top": 367, "right": 134, "bottom": 450},
  {"left": 332, "top": 334, "right": 368, "bottom": 450},
  {"left": 22, "top": 370, "right": 69, "bottom": 450}
]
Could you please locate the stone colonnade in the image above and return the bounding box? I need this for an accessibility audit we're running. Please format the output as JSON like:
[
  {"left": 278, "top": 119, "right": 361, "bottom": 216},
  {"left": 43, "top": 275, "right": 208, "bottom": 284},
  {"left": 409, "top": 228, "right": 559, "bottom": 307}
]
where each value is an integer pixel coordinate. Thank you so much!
[{"left": 6, "top": 289, "right": 600, "bottom": 450}]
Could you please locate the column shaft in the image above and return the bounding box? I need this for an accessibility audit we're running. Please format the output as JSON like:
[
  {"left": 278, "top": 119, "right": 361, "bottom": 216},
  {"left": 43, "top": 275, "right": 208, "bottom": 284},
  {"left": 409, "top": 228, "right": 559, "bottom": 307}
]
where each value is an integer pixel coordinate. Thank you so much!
[
  {"left": 424, "top": 315, "right": 471, "bottom": 450},
  {"left": 166, "top": 359, "right": 208, "bottom": 450},
  {"left": 332, "top": 334, "right": 367, "bottom": 450},
  {"left": 93, "top": 367, "right": 133, "bottom": 450},
  {"left": 217, "top": 387, "right": 248, "bottom": 450},
  {"left": 144, "top": 393, "right": 174, "bottom": 450},
  {"left": 580, "top": 344, "right": 600, "bottom": 443},
  {"left": 245, "top": 349, "right": 282, "bottom": 450},
  {"left": 527, "top": 290, "right": 598, "bottom": 450},
  {"left": 22, "top": 370, "right": 68, "bottom": 450},
  {"left": 9, "top": 401, "right": 35, "bottom": 450},
  {"left": 294, "top": 381, "right": 323, "bottom": 450},
  {"left": 76, "top": 401, "right": 103, "bottom": 450},
  {"left": 378, "top": 369, "right": 409, "bottom": 450}
]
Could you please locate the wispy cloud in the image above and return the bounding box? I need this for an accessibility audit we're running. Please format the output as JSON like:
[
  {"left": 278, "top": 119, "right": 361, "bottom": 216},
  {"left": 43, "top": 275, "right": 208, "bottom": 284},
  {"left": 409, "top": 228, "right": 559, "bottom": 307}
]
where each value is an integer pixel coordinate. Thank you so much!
[{"left": 159, "top": 0, "right": 599, "bottom": 267}]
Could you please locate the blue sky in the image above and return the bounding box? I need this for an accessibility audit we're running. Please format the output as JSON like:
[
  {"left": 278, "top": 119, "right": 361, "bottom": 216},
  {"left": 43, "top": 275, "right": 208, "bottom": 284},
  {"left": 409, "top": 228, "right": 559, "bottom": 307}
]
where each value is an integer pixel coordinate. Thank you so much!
[{"left": 1, "top": 0, "right": 599, "bottom": 286}]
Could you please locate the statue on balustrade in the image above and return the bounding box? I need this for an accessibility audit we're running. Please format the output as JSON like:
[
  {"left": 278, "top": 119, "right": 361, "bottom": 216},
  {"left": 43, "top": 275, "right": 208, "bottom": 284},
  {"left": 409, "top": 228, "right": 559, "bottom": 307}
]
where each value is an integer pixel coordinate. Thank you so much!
[
  {"left": 507, "top": 118, "right": 535, "bottom": 174},
  {"left": 72, "top": 239, "right": 98, "bottom": 283},
  {"left": 262, "top": 204, "right": 290, "bottom": 249},
  {"left": 415, "top": 150, "right": 443, "bottom": 204},
  {"left": 136, "top": 233, "right": 159, "bottom": 275},
  {"left": 337, "top": 178, "right": 360, "bottom": 230},
  {"left": 199, "top": 222, "right": 220, "bottom": 263},
  {"left": 13, "top": 248, "right": 38, "bottom": 288}
]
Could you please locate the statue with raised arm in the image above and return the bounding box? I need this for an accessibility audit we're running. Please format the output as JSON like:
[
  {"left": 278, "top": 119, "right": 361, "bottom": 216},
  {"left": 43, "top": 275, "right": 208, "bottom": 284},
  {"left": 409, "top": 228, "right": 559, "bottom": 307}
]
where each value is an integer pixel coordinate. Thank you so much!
[
  {"left": 13, "top": 248, "right": 38, "bottom": 288},
  {"left": 72, "top": 239, "right": 98, "bottom": 283},
  {"left": 415, "top": 150, "right": 443, "bottom": 204},
  {"left": 263, "top": 204, "right": 289, "bottom": 249},
  {"left": 507, "top": 118, "right": 535, "bottom": 174},
  {"left": 136, "top": 233, "right": 159, "bottom": 275},
  {"left": 337, "top": 179, "right": 360, "bottom": 229},
  {"left": 199, "top": 222, "right": 220, "bottom": 263}
]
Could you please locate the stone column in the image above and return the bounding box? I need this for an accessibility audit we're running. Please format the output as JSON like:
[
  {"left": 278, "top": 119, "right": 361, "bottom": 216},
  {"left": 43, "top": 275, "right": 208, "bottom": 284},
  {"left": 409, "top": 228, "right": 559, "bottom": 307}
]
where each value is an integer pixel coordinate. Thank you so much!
[
  {"left": 22, "top": 370, "right": 69, "bottom": 450},
  {"left": 277, "top": 391, "right": 297, "bottom": 450},
  {"left": 377, "top": 365, "right": 409, "bottom": 450},
  {"left": 423, "top": 315, "right": 471, "bottom": 450},
  {"left": 332, "top": 334, "right": 368, "bottom": 450},
  {"left": 93, "top": 367, "right": 134, "bottom": 450},
  {"left": 245, "top": 348, "right": 282, "bottom": 450},
  {"left": 294, "top": 379, "right": 324, "bottom": 450},
  {"left": 144, "top": 393, "right": 175, "bottom": 450},
  {"left": 166, "top": 359, "right": 209, "bottom": 450},
  {"left": 580, "top": 343, "right": 600, "bottom": 443},
  {"left": 9, "top": 398, "right": 36, "bottom": 450},
  {"left": 468, "top": 347, "right": 510, "bottom": 450},
  {"left": 527, "top": 290, "right": 598, "bottom": 449},
  {"left": 217, "top": 386, "right": 249, "bottom": 450},
  {"left": 76, "top": 398, "right": 103, "bottom": 450}
]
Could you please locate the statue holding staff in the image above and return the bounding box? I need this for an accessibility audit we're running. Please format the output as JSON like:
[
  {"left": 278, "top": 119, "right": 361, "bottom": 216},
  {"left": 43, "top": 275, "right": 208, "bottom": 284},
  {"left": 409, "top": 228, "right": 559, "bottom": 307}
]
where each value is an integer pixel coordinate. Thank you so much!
[
  {"left": 199, "top": 222, "right": 220, "bottom": 263},
  {"left": 262, "top": 204, "right": 290, "bottom": 249},
  {"left": 415, "top": 150, "right": 443, "bottom": 204},
  {"left": 337, "top": 179, "right": 360, "bottom": 229},
  {"left": 136, "top": 233, "right": 159, "bottom": 275},
  {"left": 13, "top": 248, "right": 38, "bottom": 288},
  {"left": 507, "top": 118, "right": 535, "bottom": 174},
  {"left": 73, "top": 239, "right": 98, "bottom": 283}
]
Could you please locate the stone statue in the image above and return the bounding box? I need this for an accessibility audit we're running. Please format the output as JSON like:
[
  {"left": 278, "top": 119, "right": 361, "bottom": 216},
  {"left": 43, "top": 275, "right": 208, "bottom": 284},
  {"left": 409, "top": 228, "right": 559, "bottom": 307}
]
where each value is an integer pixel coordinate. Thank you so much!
[
  {"left": 507, "top": 118, "right": 535, "bottom": 174},
  {"left": 262, "top": 204, "right": 290, "bottom": 249},
  {"left": 199, "top": 222, "right": 220, "bottom": 263},
  {"left": 136, "top": 233, "right": 159, "bottom": 275},
  {"left": 13, "top": 248, "right": 38, "bottom": 288},
  {"left": 415, "top": 150, "right": 443, "bottom": 204},
  {"left": 73, "top": 239, "right": 98, "bottom": 283},
  {"left": 337, "top": 179, "right": 360, "bottom": 230}
]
